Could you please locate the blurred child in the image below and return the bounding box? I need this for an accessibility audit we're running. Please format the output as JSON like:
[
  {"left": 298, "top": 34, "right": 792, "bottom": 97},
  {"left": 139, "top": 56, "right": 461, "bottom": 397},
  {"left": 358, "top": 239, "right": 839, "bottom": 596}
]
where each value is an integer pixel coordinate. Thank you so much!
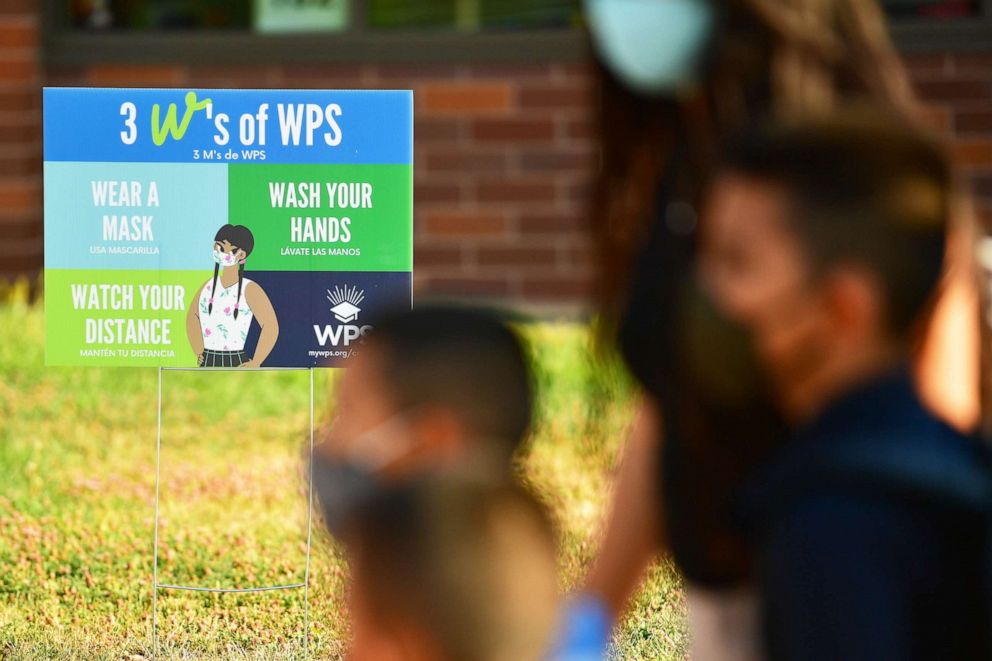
[
  {"left": 343, "top": 475, "right": 559, "bottom": 661},
  {"left": 313, "top": 304, "right": 533, "bottom": 535}
]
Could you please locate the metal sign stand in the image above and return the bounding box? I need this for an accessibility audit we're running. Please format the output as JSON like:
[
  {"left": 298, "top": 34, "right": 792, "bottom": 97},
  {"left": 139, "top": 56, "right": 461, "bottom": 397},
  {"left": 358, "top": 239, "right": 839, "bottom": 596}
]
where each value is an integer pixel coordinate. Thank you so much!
[{"left": 152, "top": 366, "right": 315, "bottom": 659}]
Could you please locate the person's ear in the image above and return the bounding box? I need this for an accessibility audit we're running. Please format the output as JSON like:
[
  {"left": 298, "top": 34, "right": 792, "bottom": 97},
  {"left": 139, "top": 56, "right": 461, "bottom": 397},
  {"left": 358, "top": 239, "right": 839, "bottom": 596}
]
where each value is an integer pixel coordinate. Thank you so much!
[
  {"left": 234, "top": 248, "right": 247, "bottom": 262},
  {"left": 823, "top": 267, "right": 885, "bottom": 347}
]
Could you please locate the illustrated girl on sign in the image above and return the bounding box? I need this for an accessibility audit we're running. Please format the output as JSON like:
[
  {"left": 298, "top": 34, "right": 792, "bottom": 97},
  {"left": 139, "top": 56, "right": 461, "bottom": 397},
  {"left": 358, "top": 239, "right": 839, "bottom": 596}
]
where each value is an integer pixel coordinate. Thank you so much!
[{"left": 185, "top": 224, "right": 279, "bottom": 367}]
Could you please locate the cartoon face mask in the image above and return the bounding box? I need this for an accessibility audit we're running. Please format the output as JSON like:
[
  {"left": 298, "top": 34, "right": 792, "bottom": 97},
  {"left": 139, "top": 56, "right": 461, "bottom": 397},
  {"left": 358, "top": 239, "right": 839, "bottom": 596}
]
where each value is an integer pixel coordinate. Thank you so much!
[
  {"left": 585, "top": 0, "right": 714, "bottom": 95},
  {"left": 213, "top": 248, "right": 238, "bottom": 266}
]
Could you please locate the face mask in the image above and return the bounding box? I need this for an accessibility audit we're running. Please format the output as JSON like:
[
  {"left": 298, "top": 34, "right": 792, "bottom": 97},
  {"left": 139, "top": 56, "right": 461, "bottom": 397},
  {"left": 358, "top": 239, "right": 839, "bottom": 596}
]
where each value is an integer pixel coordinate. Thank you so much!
[
  {"left": 585, "top": 0, "right": 714, "bottom": 95},
  {"left": 675, "top": 275, "right": 788, "bottom": 447},
  {"left": 312, "top": 412, "right": 416, "bottom": 539},
  {"left": 213, "top": 248, "right": 238, "bottom": 266}
]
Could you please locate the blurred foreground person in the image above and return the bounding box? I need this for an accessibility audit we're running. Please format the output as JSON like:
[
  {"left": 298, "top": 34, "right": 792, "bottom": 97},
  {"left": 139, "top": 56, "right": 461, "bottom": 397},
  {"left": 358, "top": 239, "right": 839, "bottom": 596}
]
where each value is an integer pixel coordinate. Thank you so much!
[
  {"left": 342, "top": 476, "right": 560, "bottom": 661},
  {"left": 313, "top": 304, "right": 533, "bottom": 536},
  {"left": 561, "top": 0, "right": 981, "bottom": 658},
  {"left": 701, "top": 112, "right": 991, "bottom": 659}
]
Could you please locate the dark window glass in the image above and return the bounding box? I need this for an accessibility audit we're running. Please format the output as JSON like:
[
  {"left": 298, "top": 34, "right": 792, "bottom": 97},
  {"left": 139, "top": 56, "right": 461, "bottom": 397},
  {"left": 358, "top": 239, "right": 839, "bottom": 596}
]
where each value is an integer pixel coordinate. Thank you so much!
[
  {"left": 368, "top": 0, "right": 580, "bottom": 31},
  {"left": 67, "top": 0, "right": 580, "bottom": 31},
  {"left": 69, "top": 0, "right": 252, "bottom": 29}
]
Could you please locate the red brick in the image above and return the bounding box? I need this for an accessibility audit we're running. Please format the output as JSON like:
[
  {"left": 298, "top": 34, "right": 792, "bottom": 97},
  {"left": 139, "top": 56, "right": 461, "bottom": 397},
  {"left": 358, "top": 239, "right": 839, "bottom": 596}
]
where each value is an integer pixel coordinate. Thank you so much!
[
  {"left": 0, "top": 122, "right": 38, "bottom": 144},
  {"left": 916, "top": 105, "right": 951, "bottom": 134},
  {"left": 0, "top": 55, "right": 36, "bottom": 84},
  {"left": 422, "top": 276, "right": 512, "bottom": 298},
  {"left": 562, "top": 116, "right": 595, "bottom": 140},
  {"left": 0, "top": 0, "right": 34, "bottom": 15},
  {"left": 472, "top": 118, "right": 554, "bottom": 143},
  {"left": 0, "top": 108, "right": 37, "bottom": 125},
  {"left": 87, "top": 65, "right": 184, "bottom": 87},
  {"left": 951, "top": 139, "right": 992, "bottom": 168},
  {"left": 519, "top": 212, "right": 584, "bottom": 234},
  {"left": 0, "top": 180, "right": 38, "bottom": 213},
  {"left": 518, "top": 147, "right": 595, "bottom": 172},
  {"left": 0, "top": 153, "right": 40, "bottom": 177},
  {"left": 914, "top": 78, "right": 990, "bottom": 103},
  {"left": 953, "top": 53, "right": 992, "bottom": 74},
  {"left": 424, "top": 148, "right": 508, "bottom": 174},
  {"left": 185, "top": 66, "right": 276, "bottom": 88},
  {"left": 957, "top": 110, "right": 992, "bottom": 134},
  {"left": 278, "top": 64, "right": 371, "bottom": 86},
  {"left": 560, "top": 179, "right": 594, "bottom": 206},
  {"left": 476, "top": 178, "right": 556, "bottom": 204},
  {"left": 0, "top": 252, "right": 40, "bottom": 274},
  {"left": 469, "top": 63, "right": 554, "bottom": 82},
  {"left": 518, "top": 84, "right": 590, "bottom": 109},
  {"left": 0, "top": 89, "right": 34, "bottom": 112},
  {"left": 520, "top": 275, "right": 593, "bottom": 299},
  {"left": 970, "top": 172, "right": 992, "bottom": 200},
  {"left": 0, "top": 19, "right": 37, "bottom": 49},
  {"left": 551, "top": 62, "right": 594, "bottom": 82},
  {"left": 561, "top": 242, "right": 595, "bottom": 271},
  {"left": 44, "top": 65, "right": 87, "bottom": 87},
  {"left": 0, "top": 233, "right": 40, "bottom": 256},
  {"left": 477, "top": 245, "right": 556, "bottom": 268},
  {"left": 415, "top": 117, "right": 465, "bottom": 142},
  {"left": 414, "top": 243, "right": 465, "bottom": 268},
  {"left": 423, "top": 211, "right": 507, "bottom": 237},
  {"left": 0, "top": 217, "right": 39, "bottom": 240},
  {"left": 373, "top": 64, "right": 462, "bottom": 84},
  {"left": 415, "top": 179, "right": 463, "bottom": 204},
  {"left": 901, "top": 54, "right": 951, "bottom": 76},
  {"left": 421, "top": 82, "right": 512, "bottom": 115}
]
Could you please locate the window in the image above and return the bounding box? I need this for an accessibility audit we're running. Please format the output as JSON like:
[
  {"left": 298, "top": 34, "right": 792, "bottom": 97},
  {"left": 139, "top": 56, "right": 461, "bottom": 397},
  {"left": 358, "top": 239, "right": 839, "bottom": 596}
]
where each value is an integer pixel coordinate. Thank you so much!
[
  {"left": 65, "top": 0, "right": 580, "bottom": 33},
  {"left": 46, "top": 0, "right": 992, "bottom": 67}
]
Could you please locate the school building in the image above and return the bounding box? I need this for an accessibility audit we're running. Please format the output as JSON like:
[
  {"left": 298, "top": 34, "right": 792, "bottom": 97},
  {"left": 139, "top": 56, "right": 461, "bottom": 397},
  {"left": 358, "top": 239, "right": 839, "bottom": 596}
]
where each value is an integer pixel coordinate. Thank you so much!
[{"left": 2, "top": 1, "right": 992, "bottom": 311}]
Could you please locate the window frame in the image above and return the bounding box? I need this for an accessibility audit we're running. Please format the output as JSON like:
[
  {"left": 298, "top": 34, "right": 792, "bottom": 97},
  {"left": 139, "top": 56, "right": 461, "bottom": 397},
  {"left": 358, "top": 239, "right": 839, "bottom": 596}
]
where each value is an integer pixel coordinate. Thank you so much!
[{"left": 42, "top": 0, "right": 992, "bottom": 68}]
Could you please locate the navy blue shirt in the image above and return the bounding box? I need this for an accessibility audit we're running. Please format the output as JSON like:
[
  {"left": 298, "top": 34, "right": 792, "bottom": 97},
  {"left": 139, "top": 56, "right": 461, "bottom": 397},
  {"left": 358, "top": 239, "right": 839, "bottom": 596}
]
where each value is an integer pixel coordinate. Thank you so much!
[{"left": 742, "top": 368, "right": 991, "bottom": 661}]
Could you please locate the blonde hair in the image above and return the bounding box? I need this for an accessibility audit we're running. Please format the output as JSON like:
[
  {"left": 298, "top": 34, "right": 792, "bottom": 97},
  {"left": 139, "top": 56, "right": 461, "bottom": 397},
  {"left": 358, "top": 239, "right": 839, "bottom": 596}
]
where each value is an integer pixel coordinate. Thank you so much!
[{"left": 348, "top": 476, "right": 559, "bottom": 661}]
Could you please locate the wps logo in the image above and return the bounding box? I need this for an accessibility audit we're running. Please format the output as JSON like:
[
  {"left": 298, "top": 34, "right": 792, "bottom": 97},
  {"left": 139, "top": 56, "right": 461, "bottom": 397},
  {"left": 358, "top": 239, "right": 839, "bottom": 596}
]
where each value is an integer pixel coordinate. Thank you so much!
[{"left": 313, "top": 285, "right": 372, "bottom": 347}]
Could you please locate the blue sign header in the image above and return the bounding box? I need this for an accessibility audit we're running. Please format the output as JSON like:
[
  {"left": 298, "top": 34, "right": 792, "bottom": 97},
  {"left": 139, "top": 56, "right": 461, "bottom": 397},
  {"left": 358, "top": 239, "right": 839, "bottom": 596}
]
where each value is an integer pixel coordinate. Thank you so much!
[{"left": 43, "top": 88, "right": 412, "bottom": 165}]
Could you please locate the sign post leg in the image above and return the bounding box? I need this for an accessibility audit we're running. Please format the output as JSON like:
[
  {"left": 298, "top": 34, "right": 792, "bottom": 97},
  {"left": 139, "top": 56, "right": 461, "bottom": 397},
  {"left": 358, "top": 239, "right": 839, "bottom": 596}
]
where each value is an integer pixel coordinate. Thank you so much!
[
  {"left": 304, "top": 366, "right": 314, "bottom": 658},
  {"left": 151, "top": 366, "right": 315, "bottom": 658},
  {"left": 152, "top": 366, "right": 162, "bottom": 658}
]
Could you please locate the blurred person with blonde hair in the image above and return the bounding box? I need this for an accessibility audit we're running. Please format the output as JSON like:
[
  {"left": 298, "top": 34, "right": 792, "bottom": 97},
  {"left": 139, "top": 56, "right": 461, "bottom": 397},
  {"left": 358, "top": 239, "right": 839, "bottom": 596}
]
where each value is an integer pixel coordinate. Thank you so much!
[{"left": 338, "top": 475, "right": 560, "bottom": 661}]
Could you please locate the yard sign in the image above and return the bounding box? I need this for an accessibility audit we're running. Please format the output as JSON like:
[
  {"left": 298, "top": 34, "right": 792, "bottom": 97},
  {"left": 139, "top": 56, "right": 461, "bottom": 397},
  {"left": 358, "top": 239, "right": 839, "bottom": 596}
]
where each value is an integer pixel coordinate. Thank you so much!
[{"left": 43, "top": 88, "right": 412, "bottom": 367}]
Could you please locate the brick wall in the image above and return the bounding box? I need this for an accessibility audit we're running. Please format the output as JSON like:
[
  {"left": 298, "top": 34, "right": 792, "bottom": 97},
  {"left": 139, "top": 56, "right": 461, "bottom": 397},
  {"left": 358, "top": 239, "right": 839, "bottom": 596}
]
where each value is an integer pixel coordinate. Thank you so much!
[
  {"left": 0, "top": 0, "right": 42, "bottom": 291},
  {"left": 907, "top": 51, "right": 992, "bottom": 232},
  {"left": 4, "top": 0, "right": 992, "bottom": 310},
  {"left": 41, "top": 59, "right": 597, "bottom": 306}
]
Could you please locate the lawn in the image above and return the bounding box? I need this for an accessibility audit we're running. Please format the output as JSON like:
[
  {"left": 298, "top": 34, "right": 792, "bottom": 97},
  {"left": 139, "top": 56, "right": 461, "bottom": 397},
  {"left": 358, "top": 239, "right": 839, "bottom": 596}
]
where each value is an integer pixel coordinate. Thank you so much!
[{"left": 0, "top": 296, "right": 687, "bottom": 660}]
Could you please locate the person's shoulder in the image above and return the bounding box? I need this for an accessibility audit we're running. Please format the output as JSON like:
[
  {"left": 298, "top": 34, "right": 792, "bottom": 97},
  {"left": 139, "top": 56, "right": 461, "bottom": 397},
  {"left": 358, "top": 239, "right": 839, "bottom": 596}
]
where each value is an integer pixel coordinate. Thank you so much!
[{"left": 775, "top": 489, "right": 907, "bottom": 540}]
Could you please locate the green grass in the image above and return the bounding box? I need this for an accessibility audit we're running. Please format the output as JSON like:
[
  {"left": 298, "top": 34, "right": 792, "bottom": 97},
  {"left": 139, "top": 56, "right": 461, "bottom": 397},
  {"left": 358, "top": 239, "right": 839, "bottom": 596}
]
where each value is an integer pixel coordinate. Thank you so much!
[{"left": 0, "top": 301, "right": 687, "bottom": 659}]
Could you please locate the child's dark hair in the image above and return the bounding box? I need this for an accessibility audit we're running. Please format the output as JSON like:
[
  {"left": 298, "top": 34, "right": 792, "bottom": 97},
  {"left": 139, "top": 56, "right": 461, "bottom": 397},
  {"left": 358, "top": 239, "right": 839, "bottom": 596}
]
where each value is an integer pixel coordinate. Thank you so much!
[
  {"left": 721, "top": 109, "right": 951, "bottom": 339},
  {"left": 209, "top": 224, "right": 255, "bottom": 320},
  {"left": 366, "top": 305, "right": 534, "bottom": 459}
]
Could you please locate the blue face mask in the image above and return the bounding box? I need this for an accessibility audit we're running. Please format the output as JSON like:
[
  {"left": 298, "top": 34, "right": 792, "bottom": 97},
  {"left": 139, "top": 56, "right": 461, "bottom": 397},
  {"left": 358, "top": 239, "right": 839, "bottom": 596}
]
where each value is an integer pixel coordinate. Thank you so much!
[
  {"left": 585, "top": 0, "right": 714, "bottom": 95},
  {"left": 312, "top": 412, "right": 416, "bottom": 538}
]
